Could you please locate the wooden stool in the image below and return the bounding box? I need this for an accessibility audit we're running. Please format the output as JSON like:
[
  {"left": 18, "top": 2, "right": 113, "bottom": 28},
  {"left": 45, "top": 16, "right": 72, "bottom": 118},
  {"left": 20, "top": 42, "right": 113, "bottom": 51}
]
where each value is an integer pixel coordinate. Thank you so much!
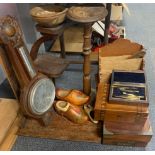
[
  {"left": 67, "top": 6, "right": 108, "bottom": 95},
  {"left": 30, "top": 24, "right": 69, "bottom": 83},
  {"left": 35, "top": 23, "right": 66, "bottom": 58}
]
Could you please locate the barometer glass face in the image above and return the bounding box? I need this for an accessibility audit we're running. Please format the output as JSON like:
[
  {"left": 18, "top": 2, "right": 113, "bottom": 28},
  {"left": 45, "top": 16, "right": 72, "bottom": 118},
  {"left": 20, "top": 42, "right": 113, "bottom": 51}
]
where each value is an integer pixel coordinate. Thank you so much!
[{"left": 29, "top": 78, "right": 55, "bottom": 115}]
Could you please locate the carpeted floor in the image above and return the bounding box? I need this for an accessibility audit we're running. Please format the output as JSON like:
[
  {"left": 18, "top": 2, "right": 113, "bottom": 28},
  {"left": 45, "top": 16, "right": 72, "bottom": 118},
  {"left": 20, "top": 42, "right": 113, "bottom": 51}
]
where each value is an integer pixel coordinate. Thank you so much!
[{"left": 0, "top": 3, "right": 155, "bottom": 151}]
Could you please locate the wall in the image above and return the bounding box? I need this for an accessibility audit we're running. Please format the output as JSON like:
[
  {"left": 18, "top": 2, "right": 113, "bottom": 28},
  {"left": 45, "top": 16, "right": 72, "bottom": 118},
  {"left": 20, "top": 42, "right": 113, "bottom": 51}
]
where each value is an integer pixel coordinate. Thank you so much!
[{"left": 0, "top": 3, "right": 18, "bottom": 17}]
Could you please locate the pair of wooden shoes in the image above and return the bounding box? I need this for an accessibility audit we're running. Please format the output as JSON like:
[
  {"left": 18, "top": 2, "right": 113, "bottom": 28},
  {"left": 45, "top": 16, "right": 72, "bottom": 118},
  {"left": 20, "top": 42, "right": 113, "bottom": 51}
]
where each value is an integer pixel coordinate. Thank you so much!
[{"left": 54, "top": 89, "right": 89, "bottom": 124}]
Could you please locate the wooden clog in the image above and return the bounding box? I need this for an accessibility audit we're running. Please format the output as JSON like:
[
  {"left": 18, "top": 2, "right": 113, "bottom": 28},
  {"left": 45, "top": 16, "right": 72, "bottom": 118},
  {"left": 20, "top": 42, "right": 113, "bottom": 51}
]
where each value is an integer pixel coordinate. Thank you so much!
[
  {"left": 56, "top": 89, "right": 89, "bottom": 106},
  {"left": 54, "top": 101, "right": 88, "bottom": 124}
]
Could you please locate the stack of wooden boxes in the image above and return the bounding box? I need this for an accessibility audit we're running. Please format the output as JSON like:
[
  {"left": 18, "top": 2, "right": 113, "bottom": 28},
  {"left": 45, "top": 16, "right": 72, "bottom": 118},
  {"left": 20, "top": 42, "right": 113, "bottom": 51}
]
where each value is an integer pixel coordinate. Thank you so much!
[{"left": 94, "top": 38, "right": 152, "bottom": 147}]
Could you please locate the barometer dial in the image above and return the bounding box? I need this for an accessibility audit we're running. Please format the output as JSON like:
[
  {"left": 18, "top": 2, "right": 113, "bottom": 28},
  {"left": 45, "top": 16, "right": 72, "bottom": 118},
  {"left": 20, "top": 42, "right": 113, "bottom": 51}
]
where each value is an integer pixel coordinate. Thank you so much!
[{"left": 29, "top": 78, "right": 55, "bottom": 115}]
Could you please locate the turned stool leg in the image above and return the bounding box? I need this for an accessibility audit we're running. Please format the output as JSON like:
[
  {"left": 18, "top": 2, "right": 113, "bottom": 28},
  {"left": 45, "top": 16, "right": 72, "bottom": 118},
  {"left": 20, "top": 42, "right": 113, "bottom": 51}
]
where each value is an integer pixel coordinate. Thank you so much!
[
  {"left": 59, "top": 33, "right": 66, "bottom": 58},
  {"left": 104, "top": 3, "right": 112, "bottom": 44},
  {"left": 83, "top": 23, "right": 92, "bottom": 95}
]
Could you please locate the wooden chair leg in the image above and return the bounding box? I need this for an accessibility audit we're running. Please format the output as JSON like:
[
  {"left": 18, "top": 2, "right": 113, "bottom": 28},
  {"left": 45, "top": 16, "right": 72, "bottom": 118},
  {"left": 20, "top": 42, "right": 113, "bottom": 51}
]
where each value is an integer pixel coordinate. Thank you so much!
[{"left": 59, "top": 33, "right": 66, "bottom": 58}]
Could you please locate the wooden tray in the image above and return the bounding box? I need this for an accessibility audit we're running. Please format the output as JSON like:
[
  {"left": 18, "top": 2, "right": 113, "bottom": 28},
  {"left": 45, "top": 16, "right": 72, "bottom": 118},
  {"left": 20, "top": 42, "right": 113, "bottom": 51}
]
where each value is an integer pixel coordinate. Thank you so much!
[{"left": 18, "top": 107, "right": 102, "bottom": 144}]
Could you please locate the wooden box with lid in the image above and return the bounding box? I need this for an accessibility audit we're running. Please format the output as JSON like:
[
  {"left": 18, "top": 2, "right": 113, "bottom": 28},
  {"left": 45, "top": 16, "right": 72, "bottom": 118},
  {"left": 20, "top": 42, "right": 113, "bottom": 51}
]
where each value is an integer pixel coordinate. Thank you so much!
[
  {"left": 95, "top": 38, "right": 147, "bottom": 122},
  {"left": 102, "top": 118, "right": 152, "bottom": 147},
  {"left": 94, "top": 83, "right": 148, "bottom": 124}
]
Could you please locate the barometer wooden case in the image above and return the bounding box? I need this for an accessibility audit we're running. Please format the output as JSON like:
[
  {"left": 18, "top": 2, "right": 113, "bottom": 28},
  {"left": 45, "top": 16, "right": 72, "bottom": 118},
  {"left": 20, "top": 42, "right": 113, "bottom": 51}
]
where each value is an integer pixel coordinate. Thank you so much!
[{"left": 0, "top": 16, "right": 55, "bottom": 126}]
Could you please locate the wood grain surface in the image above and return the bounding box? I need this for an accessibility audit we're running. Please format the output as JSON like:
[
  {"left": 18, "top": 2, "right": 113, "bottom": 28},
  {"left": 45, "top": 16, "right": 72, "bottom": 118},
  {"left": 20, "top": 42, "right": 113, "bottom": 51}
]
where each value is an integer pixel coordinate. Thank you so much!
[
  {"left": 0, "top": 98, "right": 19, "bottom": 150},
  {"left": 18, "top": 107, "right": 102, "bottom": 143},
  {"left": 103, "top": 118, "right": 152, "bottom": 147},
  {"left": 0, "top": 113, "right": 22, "bottom": 151},
  {"left": 94, "top": 83, "right": 148, "bottom": 122}
]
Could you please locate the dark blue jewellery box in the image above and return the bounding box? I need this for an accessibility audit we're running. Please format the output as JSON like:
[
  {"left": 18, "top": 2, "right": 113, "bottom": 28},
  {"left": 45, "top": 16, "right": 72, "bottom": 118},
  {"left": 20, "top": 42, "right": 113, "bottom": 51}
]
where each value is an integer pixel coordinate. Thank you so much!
[{"left": 109, "top": 70, "right": 148, "bottom": 107}]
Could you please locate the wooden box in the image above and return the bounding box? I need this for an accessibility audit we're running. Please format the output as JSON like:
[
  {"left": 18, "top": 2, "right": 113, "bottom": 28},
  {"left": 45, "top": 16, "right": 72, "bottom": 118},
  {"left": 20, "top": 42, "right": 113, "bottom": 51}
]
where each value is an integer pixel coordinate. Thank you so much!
[
  {"left": 94, "top": 38, "right": 147, "bottom": 122},
  {"left": 99, "top": 38, "right": 144, "bottom": 84},
  {"left": 109, "top": 70, "right": 148, "bottom": 107},
  {"left": 104, "top": 117, "right": 150, "bottom": 134},
  {"left": 102, "top": 118, "right": 153, "bottom": 147},
  {"left": 94, "top": 83, "right": 148, "bottom": 123}
]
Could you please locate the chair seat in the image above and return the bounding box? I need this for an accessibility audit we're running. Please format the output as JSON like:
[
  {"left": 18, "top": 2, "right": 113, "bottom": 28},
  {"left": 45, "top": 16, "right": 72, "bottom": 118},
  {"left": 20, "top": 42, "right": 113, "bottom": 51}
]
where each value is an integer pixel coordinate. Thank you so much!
[{"left": 34, "top": 54, "right": 69, "bottom": 78}]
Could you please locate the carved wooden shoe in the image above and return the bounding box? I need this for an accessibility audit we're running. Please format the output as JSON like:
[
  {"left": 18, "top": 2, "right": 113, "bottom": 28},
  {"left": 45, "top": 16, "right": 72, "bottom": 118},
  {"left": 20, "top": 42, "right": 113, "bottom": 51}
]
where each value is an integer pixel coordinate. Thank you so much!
[
  {"left": 54, "top": 101, "right": 88, "bottom": 124},
  {"left": 56, "top": 89, "right": 89, "bottom": 106}
]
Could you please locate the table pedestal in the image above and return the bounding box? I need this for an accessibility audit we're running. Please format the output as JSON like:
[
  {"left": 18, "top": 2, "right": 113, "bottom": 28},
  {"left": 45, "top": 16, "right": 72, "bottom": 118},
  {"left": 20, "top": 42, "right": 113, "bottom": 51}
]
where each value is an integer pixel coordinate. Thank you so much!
[
  {"left": 67, "top": 6, "right": 108, "bottom": 95},
  {"left": 83, "top": 23, "right": 92, "bottom": 95}
]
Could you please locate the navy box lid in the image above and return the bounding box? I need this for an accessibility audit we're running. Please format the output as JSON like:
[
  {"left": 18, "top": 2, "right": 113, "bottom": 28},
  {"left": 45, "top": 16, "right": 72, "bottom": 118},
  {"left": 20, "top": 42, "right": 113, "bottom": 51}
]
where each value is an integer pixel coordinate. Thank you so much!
[
  {"left": 109, "top": 70, "right": 148, "bottom": 105},
  {"left": 112, "top": 71, "right": 145, "bottom": 84}
]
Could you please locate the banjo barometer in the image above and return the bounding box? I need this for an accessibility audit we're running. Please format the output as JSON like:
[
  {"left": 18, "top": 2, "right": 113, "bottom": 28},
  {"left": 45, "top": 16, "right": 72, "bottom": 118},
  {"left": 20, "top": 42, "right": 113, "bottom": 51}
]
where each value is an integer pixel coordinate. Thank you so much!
[{"left": 0, "top": 16, "right": 55, "bottom": 125}]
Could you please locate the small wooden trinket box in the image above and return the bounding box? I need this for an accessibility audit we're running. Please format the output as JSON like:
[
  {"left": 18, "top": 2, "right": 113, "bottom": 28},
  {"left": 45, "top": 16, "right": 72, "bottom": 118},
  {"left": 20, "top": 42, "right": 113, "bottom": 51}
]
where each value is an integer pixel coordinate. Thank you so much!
[
  {"left": 102, "top": 118, "right": 153, "bottom": 147},
  {"left": 109, "top": 70, "right": 148, "bottom": 107}
]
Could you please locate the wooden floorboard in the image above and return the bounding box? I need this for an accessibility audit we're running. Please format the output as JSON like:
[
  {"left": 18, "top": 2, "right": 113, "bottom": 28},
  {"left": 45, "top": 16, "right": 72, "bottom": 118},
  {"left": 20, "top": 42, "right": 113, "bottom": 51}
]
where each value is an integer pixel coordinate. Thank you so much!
[
  {"left": 0, "top": 114, "right": 22, "bottom": 151},
  {"left": 0, "top": 99, "right": 19, "bottom": 144},
  {"left": 0, "top": 98, "right": 19, "bottom": 151}
]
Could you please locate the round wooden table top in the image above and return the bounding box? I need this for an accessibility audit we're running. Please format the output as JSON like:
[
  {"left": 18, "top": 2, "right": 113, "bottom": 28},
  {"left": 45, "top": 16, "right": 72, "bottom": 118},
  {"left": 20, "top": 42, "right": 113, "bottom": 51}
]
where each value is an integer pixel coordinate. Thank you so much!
[{"left": 67, "top": 6, "right": 108, "bottom": 23}]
